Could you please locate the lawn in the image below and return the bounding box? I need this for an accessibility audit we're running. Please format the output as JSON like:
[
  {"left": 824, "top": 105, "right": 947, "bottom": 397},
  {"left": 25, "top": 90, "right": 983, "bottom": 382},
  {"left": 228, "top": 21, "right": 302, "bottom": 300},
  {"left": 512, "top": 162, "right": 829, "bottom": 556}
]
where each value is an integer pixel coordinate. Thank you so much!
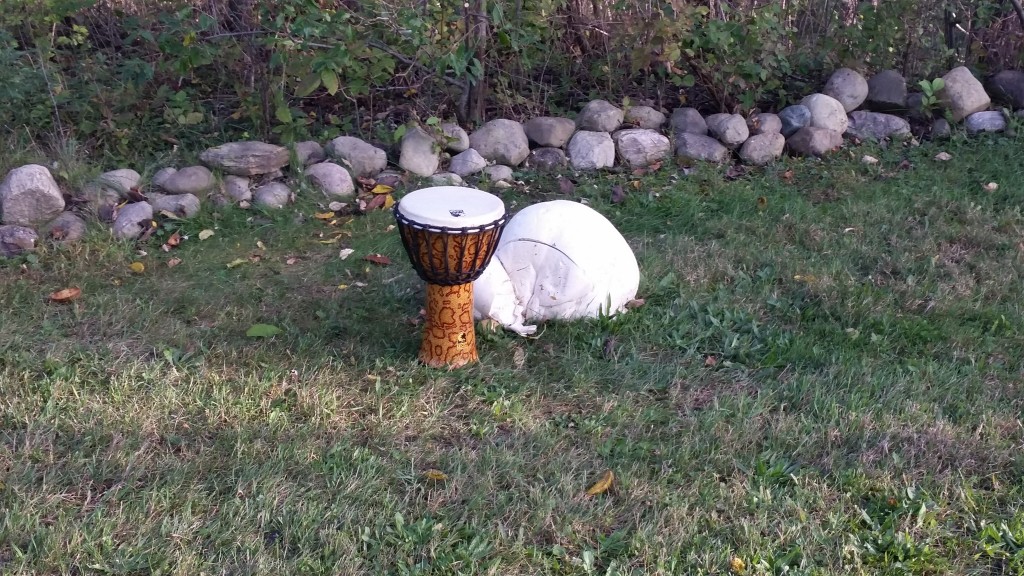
[{"left": 2, "top": 134, "right": 1024, "bottom": 575}]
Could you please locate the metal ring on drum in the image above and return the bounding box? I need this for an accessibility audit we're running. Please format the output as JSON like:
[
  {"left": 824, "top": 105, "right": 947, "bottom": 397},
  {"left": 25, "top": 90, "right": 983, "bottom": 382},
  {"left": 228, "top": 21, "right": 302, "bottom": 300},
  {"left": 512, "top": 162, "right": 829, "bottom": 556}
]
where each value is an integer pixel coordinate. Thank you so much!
[{"left": 393, "top": 187, "right": 508, "bottom": 368}]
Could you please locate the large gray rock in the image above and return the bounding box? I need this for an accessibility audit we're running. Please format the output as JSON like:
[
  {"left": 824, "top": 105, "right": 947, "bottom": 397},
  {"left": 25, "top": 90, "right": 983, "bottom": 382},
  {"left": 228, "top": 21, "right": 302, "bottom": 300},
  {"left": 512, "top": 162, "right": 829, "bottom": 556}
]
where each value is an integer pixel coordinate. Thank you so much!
[
  {"left": 576, "top": 100, "right": 624, "bottom": 132},
  {"left": 705, "top": 113, "right": 749, "bottom": 148},
  {"left": 523, "top": 117, "right": 576, "bottom": 148},
  {"left": 150, "top": 193, "right": 201, "bottom": 218},
  {"left": 989, "top": 70, "right": 1024, "bottom": 109},
  {"left": 42, "top": 212, "right": 87, "bottom": 244},
  {"left": 469, "top": 119, "right": 530, "bottom": 166},
  {"left": 223, "top": 175, "right": 251, "bottom": 202},
  {"left": 112, "top": 201, "right": 153, "bottom": 240},
  {"left": 200, "top": 141, "right": 290, "bottom": 176},
  {"left": 440, "top": 123, "right": 470, "bottom": 153},
  {"left": 293, "top": 141, "right": 326, "bottom": 166},
  {"left": 932, "top": 118, "right": 952, "bottom": 139},
  {"left": 526, "top": 148, "right": 567, "bottom": 171},
  {"left": 304, "top": 162, "right": 355, "bottom": 198},
  {"left": 159, "top": 166, "right": 216, "bottom": 195},
  {"left": 253, "top": 182, "right": 292, "bottom": 208},
  {"left": 787, "top": 127, "right": 843, "bottom": 157},
  {"left": 675, "top": 133, "right": 729, "bottom": 163},
  {"left": 824, "top": 68, "right": 869, "bottom": 112},
  {"left": 151, "top": 167, "right": 177, "bottom": 190},
  {"left": 97, "top": 169, "right": 141, "bottom": 194},
  {"left": 624, "top": 105, "right": 667, "bottom": 129},
  {"left": 0, "top": 225, "right": 37, "bottom": 257},
  {"left": 749, "top": 113, "right": 782, "bottom": 135},
  {"left": 739, "top": 133, "right": 785, "bottom": 165},
  {"left": 846, "top": 111, "right": 911, "bottom": 141},
  {"left": 326, "top": 136, "right": 388, "bottom": 178},
  {"left": 448, "top": 149, "right": 488, "bottom": 177},
  {"left": 0, "top": 164, "right": 64, "bottom": 226},
  {"left": 613, "top": 129, "right": 670, "bottom": 168},
  {"left": 398, "top": 125, "right": 440, "bottom": 177},
  {"left": 965, "top": 111, "right": 1007, "bottom": 134},
  {"left": 778, "top": 105, "right": 811, "bottom": 137},
  {"left": 568, "top": 131, "right": 615, "bottom": 170},
  {"left": 670, "top": 108, "right": 707, "bottom": 136},
  {"left": 941, "top": 66, "right": 991, "bottom": 122},
  {"left": 866, "top": 70, "right": 907, "bottom": 112},
  {"left": 801, "top": 93, "right": 849, "bottom": 134},
  {"left": 481, "top": 165, "right": 514, "bottom": 182}
]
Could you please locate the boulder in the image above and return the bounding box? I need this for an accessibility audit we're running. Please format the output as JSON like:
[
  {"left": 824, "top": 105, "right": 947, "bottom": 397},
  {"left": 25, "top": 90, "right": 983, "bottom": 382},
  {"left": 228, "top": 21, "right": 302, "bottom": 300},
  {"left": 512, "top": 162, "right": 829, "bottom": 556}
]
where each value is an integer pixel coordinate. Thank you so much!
[
  {"left": 0, "top": 225, "right": 37, "bottom": 258},
  {"left": 675, "top": 133, "right": 729, "bottom": 163},
  {"left": 523, "top": 117, "right": 577, "bottom": 148},
  {"left": 430, "top": 172, "right": 465, "bottom": 186},
  {"left": 739, "top": 132, "right": 785, "bottom": 165},
  {"left": 866, "top": 70, "right": 907, "bottom": 112},
  {"left": 159, "top": 166, "right": 216, "bottom": 195},
  {"left": 200, "top": 141, "right": 290, "bottom": 176},
  {"left": 988, "top": 70, "right": 1024, "bottom": 109},
  {"left": 253, "top": 182, "right": 292, "bottom": 208},
  {"left": 526, "top": 148, "right": 567, "bottom": 171},
  {"left": 623, "top": 105, "right": 667, "bottom": 129},
  {"left": 941, "top": 66, "right": 991, "bottom": 122},
  {"left": 481, "top": 165, "right": 514, "bottom": 182},
  {"left": 293, "top": 141, "right": 326, "bottom": 166},
  {"left": 576, "top": 99, "right": 624, "bottom": 132},
  {"left": 112, "top": 201, "right": 153, "bottom": 240},
  {"left": 150, "top": 193, "right": 201, "bottom": 218},
  {"left": 801, "top": 93, "right": 849, "bottom": 133},
  {"left": 786, "top": 126, "right": 843, "bottom": 157},
  {"left": 0, "top": 165, "right": 65, "bottom": 226},
  {"left": 845, "top": 111, "right": 911, "bottom": 141},
  {"left": 749, "top": 113, "right": 782, "bottom": 135},
  {"left": 42, "top": 212, "right": 87, "bottom": 244},
  {"left": 778, "top": 105, "right": 811, "bottom": 137},
  {"left": 824, "top": 67, "right": 869, "bottom": 112},
  {"left": 97, "top": 169, "right": 141, "bottom": 194},
  {"left": 931, "top": 118, "right": 952, "bottom": 139},
  {"left": 151, "top": 167, "right": 177, "bottom": 190},
  {"left": 469, "top": 119, "right": 530, "bottom": 166},
  {"left": 440, "top": 123, "right": 470, "bottom": 153},
  {"left": 326, "top": 136, "right": 388, "bottom": 178},
  {"left": 670, "top": 108, "right": 708, "bottom": 136},
  {"left": 304, "top": 162, "right": 355, "bottom": 198},
  {"left": 965, "top": 111, "right": 1006, "bottom": 134},
  {"left": 613, "top": 129, "right": 670, "bottom": 167},
  {"left": 567, "top": 131, "right": 615, "bottom": 170},
  {"left": 705, "top": 113, "right": 749, "bottom": 148},
  {"left": 223, "top": 175, "right": 251, "bottom": 202},
  {"left": 448, "top": 149, "right": 488, "bottom": 177},
  {"left": 398, "top": 125, "right": 440, "bottom": 177}
]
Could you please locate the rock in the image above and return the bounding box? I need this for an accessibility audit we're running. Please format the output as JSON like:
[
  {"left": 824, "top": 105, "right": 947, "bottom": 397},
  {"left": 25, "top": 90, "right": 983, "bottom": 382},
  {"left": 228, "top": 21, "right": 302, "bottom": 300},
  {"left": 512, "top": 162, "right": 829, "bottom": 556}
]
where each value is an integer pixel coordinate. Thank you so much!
[
  {"left": 440, "top": 123, "right": 470, "bottom": 153},
  {"left": 846, "top": 111, "right": 911, "bottom": 141},
  {"left": 200, "top": 141, "right": 290, "bottom": 176},
  {"left": 612, "top": 129, "right": 670, "bottom": 167},
  {"left": 293, "top": 141, "right": 326, "bottom": 166},
  {"left": 778, "top": 105, "right": 811, "bottom": 137},
  {"left": 824, "top": 67, "right": 869, "bottom": 112},
  {"left": 208, "top": 194, "right": 232, "bottom": 208},
  {"left": 526, "top": 148, "right": 567, "bottom": 171},
  {"left": 965, "top": 110, "right": 1007, "bottom": 134},
  {"left": 152, "top": 167, "right": 177, "bottom": 189},
  {"left": 159, "top": 166, "right": 215, "bottom": 195},
  {"left": 0, "top": 225, "right": 37, "bottom": 257},
  {"left": 97, "top": 169, "right": 141, "bottom": 194},
  {"left": 223, "top": 175, "right": 251, "bottom": 202},
  {"left": 398, "top": 125, "right": 440, "bottom": 177},
  {"left": 786, "top": 126, "right": 843, "bottom": 157},
  {"left": 469, "top": 119, "right": 530, "bottom": 166},
  {"left": 675, "top": 133, "right": 730, "bottom": 163},
  {"left": 375, "top": 170, "right": 404, "bottom": 188},
  {"left": 326, "top": 136, "right": 388, "bottom": 178},
  {"left": 941, "top": 66, "right": 991, "bottom": 122},
  {"left": 705, "top": 113, "right": 749, "bottom": 148},
  {"left": 429, "top": 172, "right": 465, "bottom": 186},
  {"left": 481, "top": 165, "right": 514, "bottom": 182},
  {"left": 523, "top": 117, "right": 577, "bottom": 148},
  {"left": 112, "top": 201, "right": 153, "bottom": 240},
  {"left": 749, "top": 113, "right": 782, "bottom": 135},
  {"left": 932, "top": 118, "right": 952, "bottom": 139},
  {"left": 304, "top": 162, "right": 355, "bottom": 198},
  {"left": 253, "top": 182, "right": 292, "bottom": 208},
  {"left": 624, "top": 105, "right": 666, "bottom": 129},
  {"left": 568, "top": 131, "right": 615, "bottom": 170},
  {"left": 449, "top": 149, "right": 488, "bottom": 177},
  {"left": 866, "top": 69, "right": 907, "bottom": 112},
  {"left": 576, "top": 99, "right": 624, "bottom": 132},
  {"left": 738, "top": 132, "right": 785, "bottom": 165},
  {"left": 989, "top": 70, "right": 1024, "bottom": 109},
  {"left": 800, "top": 93, "right": 849, "bottom": 133},
  {"left": 905, "top": 92, "right": 932, "bottom": 122},
  {"left": 0, "top": 164, "right": 65, "bottom": 226},
  {"left": 41, "top": 212, "right": 87, "bottom": 244},
  {"left": 150, "top": 193, "right": 201, "bottom": 218},
  {"left": 83, "top": 184, "right": 121, "bottom": 222},
  {"left": 670, "top": 108, "right": 708, "bottom": 136}
]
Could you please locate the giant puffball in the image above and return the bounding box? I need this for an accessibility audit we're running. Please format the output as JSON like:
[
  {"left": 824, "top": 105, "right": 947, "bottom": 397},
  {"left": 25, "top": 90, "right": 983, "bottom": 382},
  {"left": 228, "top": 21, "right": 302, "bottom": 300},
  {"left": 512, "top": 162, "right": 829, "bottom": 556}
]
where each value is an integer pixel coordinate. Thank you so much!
[{"left": 473, "top": 199, "right": 640, "bottom": 334}]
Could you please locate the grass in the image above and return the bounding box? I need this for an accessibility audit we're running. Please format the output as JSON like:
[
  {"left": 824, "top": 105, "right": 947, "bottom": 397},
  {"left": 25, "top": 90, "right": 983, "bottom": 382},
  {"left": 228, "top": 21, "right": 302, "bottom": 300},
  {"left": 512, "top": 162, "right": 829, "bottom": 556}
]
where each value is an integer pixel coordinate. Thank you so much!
[{"left": 2, "top": 131, "right": 1024, "bottom": 575}]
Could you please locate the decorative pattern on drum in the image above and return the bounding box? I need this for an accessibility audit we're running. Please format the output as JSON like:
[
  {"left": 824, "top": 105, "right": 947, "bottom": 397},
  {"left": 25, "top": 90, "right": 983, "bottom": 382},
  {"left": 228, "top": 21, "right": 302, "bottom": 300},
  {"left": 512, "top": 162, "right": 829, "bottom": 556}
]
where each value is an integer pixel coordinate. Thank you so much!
[{"left": 420, "top": 283, "right": 478, "bottom": 368}]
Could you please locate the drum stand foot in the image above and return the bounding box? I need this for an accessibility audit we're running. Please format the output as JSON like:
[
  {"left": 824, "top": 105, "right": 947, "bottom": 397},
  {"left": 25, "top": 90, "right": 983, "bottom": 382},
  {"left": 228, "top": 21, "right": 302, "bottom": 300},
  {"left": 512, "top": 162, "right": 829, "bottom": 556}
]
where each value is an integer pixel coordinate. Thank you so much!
[{"left": 419, "top": 283, "right": 479, "bottom": 368}]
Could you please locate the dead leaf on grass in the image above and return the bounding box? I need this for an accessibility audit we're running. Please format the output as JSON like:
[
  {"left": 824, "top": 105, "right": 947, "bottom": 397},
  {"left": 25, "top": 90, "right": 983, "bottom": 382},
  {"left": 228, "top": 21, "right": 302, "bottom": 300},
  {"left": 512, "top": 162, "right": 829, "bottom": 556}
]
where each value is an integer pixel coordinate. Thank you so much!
[
  {"left": 339, "top": 248, "right": 355, "bottom": 260},
  {"left": 585, "top": 470, "right": 614, "bottom": 496},
  {"left": 781, "top": 169, "right": 795, "bottom": 183},
  {"left": 423, "top": 469, "right": 448, "bottom": 481},
  {"left": 934, "top": 151, "right": 952, "bottom": 161},
  {"left": 167, "top": 257, "right": 182, "bottom": 268},
  {"left": 364, "top": 253, "right": 391, "bottom": 265},
  {"left": 226, "top": 258, "right": 247, "bottom": 269},
  {"left": 129, "top": 261, "right": 145, "bottom": 274},
  {"left": 371, "top": 184, "right": 394, "bottom": 195},
  {"left": 624, "top": 298, "right": 646, "bottom": 309},
  {"left": 198, "top": 229, "right": 215, "bottom": 241},
  {"left": 50, "top": 287, "right": 82, "bottom": 303}
]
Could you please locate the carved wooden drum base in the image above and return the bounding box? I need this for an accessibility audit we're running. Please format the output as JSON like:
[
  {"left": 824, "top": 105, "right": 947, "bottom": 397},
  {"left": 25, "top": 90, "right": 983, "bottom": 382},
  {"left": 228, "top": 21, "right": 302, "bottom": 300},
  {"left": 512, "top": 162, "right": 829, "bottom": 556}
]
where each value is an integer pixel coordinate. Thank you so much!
[{"left": 419, "top": 283, "right": 478, "bottom": 368}]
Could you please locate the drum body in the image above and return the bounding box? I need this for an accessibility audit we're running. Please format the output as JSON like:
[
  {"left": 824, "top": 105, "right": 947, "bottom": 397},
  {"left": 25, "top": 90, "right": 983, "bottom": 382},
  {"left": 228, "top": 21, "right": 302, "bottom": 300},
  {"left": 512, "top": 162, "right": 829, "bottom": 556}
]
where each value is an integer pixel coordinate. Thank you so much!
[{"left": 394, "top": 187, "right": 507, "bottom": 368}]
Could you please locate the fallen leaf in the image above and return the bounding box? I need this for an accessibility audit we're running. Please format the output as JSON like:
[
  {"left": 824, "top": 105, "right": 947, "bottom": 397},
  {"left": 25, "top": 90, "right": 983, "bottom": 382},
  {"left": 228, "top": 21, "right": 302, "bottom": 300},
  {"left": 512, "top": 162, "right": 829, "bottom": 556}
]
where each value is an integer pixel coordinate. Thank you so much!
[
  {"left": 781, "top": 169, "right": 795, "bottom": 182},
  {"left": 353, "top": 281, "right": 368, "bottom": 287},
  {"left": 934, "top": 151, "right": 952, "bottom": 161},
  {"left": 364, "top": 194, "right": 387, "bottom": 212},
  {"left": 339, "top": 248, "right": 355, "bottom": 260},
  {"left": 246, "top": 323, "right": 282, "bottom": 338},
  {"left": 385, "top": 224, "right": 396, "bottom": 232},
  {"left": 286, "top": 257, "right": 299, "bottom": 265},
  {"left": 129, "top": 261, "right": 145, "bottom": 274},
  {"left": 585, "top": 470, "right": 614, "bottom": 496},
  {"left": 898, "top": 159, "right": 913, "bottom": 170},
  {"left": 364, "top": 253, "right": 391, "bottom": 265},
  {"left": 984, "top": 182, "right": 999, "bottom": 192},
  {"left": 423, "top": 469, "right": 448, "bottom": 481},
  {"left": 49, "top": 287, "right": 82, "bottom": 303},
  {"left": 757, "top": 196, "right": 768, "bottom": 210},
  {"left": 558, "top": 177, "right": 576, "bottom": 196},
  {"left": 513, "top": 346, "right": 526, "bottom": 369},
  {"left": 238, "top": 201, "right": 251, "bottom": 209},
  {"left": 226, "top": 258, "right": 247, "bottom": 269},
  {"left": 315, "top": 211, "right": 335, "bottom": 220},
  {"left": 371, "top": 184, "right": 394, "bottom": 195},
  {"left": 611, "top": 185, "right": 627, "bottom": 204},
  {"left": 198, "top": 229, "right": 215, "bottom": 241},
  {"left": 248, "top": 254, "right": 262, "bottom": 263},
  {"left": 165, "top": 231, "right": 181, "bottom": 247},
  {"left": 624, "top": 298, "right": 646, "bottom": 309},
  {"left": 256, "top": 240, "right": 266, "bottom": 251},
  {"left": 730, "top": 556, "right": 746, "bottom": 574},
  {"left": 126, "top": 186, "right": 147, "bottom": 202},
  {"left": 383, "top": 194, "right": 395, "bottom": 209},
  {"left": 337, "top": 284, "right": 349, "bottom": 290},
  {"left": 328, "top": 201, "right": 347, "bottom": 211},
  {"left": 357, "top": 176, "right": 376, "bottom": 190},
  {"left": 704, "top": 355, "right": 718, "bottom": 367},
  {"left": 158, "top": 209, "right": 181, "bottom": 220},
  {"left": 167, "top": 257, "right": 182, "bottom": 268},
  {"left": 861, "top": 155, "right": 879, "bottom": 165}
]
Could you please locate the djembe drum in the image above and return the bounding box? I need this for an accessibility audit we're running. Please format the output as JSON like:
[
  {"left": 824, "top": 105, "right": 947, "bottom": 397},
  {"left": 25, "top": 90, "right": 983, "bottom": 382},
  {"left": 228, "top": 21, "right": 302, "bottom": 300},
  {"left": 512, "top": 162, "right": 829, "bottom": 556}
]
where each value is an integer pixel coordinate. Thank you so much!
[{"left": 394, "top": 186, "right": 508, "bottom": 368}]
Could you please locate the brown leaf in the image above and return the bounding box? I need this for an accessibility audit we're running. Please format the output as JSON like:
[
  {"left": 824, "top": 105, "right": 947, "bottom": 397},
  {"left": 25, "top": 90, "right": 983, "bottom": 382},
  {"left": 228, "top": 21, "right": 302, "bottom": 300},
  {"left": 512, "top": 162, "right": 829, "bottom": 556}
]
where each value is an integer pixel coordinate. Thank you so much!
[
  {"left": 781, "top": 169, "right": 795, "bottom": 183},
  {"left": 364, "top": 194, "right": 387, "bottom": 212},
  {"left": 166, "top": 230, "right": 181, "bottom": 247},
  {"left": 757, "top": 196, "right": 768, "bottom": 210},
  {"left": 585, "top": 470, "right": 614, "bottom": 496},
  {"left": 624, "top": 298, "right": 645, "bottom": 309},
  {"left": 126, "top": 186, "right": 148, "bottom": 203},
  {"left": 558, "top": 177, "right": 576, "bottom": 196},
  {"left": 364, "top": 253, "right": 391, "bottom": 265},
  {"left": 137, "top": 219, "right": 158, "bottom": 243},
  {"left": 357, "top": 176, "right": 376, "bottom": 190},
  {"left": 48, "top": 226, "right": 67, "bottom": 241},
  {"left": 648, "top": 160, "right": 663, "bottom": 172},
  {"left": 704, "top": 355, "right": 718, "bottom": 367},
  {"left": 285, "top": 257, "right": 299, "bottom": 265},
  {"left": 611, "top": 184, "right": 627, "bottom": 204},
  {"left": 50, "top": 287, "right": 82, "bottom": 303},
  {"left": 167, "top": 257, "right": 182, "bottom": 268},
  {"left": 725, "top": 165, "right": 747, "bottom": 181}
]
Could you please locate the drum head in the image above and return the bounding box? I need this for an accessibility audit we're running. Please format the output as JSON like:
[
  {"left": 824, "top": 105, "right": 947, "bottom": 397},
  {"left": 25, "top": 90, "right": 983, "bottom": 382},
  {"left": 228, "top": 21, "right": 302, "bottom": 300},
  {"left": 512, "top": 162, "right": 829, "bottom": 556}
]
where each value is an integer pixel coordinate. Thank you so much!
[{"left": 396, "top": 186, "right": 505, "bottom": 228}]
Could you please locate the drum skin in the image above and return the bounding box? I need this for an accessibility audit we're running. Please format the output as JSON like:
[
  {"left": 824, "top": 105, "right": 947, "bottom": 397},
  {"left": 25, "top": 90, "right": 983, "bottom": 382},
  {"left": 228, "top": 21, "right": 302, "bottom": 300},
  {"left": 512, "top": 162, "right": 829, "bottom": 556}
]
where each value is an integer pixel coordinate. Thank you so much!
[{"left": 420, "top": 283, "right": 478, "bottom": 368}]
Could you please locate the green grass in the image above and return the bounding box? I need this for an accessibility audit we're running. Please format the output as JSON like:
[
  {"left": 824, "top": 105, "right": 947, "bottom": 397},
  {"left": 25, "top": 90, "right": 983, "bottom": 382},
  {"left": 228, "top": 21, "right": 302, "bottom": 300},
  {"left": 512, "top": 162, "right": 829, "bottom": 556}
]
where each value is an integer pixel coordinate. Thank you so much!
[{"left": 3, "top": 133, "right": 1024, "bottom": 575}]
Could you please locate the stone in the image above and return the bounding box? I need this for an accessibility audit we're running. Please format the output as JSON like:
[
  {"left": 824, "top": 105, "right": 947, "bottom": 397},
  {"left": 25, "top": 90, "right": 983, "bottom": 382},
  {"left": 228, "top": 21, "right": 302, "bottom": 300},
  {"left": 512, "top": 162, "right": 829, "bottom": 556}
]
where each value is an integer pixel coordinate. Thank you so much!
[
  {"left": 738, "top": 132, "right": 785, "bottom": 165},
  {"left": 670, "top": 107, "right": 708, "bottom": 136},
  {"left": 568, "top": 131, "right": 615, "bottom": 170},
  {"left": 151, "top": 167, "right": 177, "bottom": 189},
  {"left": 97, "top": 169, "right": 141, "bottom": 194},
  {"left": 824, "top": 67, "right": 869, "bottom": 112},
  {"left": 800, "top": 93, "right": 849, "bottom": 133},
  {"left": 440, "top": 123, "right": 470, "bottom": 153},
  {"left": 469, "top": 119, "right": 530, "bottom": 166},
  {"left": 208, "top": 194, "right": 232, "bottom": 208},
  {"left": 523, "top": 117, "right": 576, "bottom": 148},
  {"left": 223, "top": 175, "right": 251, "bottom": 202},
  {"left": 778, "top": 105, "right": 811, "bottom": 137},
  {"left": 705, "top": 113, "right": 749, "bottom": 148},
  {"left": 576, "top": 99, "right": 624, "bottom": 132},
  {"left": 83, "top": 184, "right": 121, "bottom": 222},
  {"left": 293, "top": 141, "right": 326, "bottom": 166},
  {"left": 624, "top": 105, "right": 667, "bottom": 129},
  {"left": 612, "top": 129, "right": 670, "bottom": 167},
  {"left": 112, "top": 201, "right": 153, "bottom": 240},
  {"left": 786, "top": 126, "right": 843, "bottom": 157},
  {"left": 398, "top": 125, "right": 440, "bottom": 177},
  {"left": 526, "top": 148, "right": 567, "bottom": 171},
  {"left": 989, "top": 70, "right": 1024, "bottom": 109},
  {"left": 905, "top": 92, "right": 932, "bottom": 122},
  {"left": 749, "top": 113, "right": 782, "bottom": 135},
  {"left": 376, "top": 170, "right": 404, "bottom": 188},
  {"left": 941, "top": 66, "right": 991, "bottom": 122},
  {"left": 0, "top": 164, "right": 64, "bottom": 226},
  {"left": 448, "top": 149, "right": 488, "bottom": 177},
  {"left": 429, "top": 172, "right": 465, "bottom": 186},
  {"left": 150, "top": 193, "right": 201, "bottom": 218},
  {"left": 0, "top": 225, "right": 37, "bottom": 257},
  {"left": 931, "top": 118, "right": 952, "bottom": 139},
  {"left": 845, "top": 111, "right": 911, "bottom": 141},
  {"left": 481, "top": 165, "right": 513, "bottom": 182},
  {"left": 304, "top": 162, "right": 355, "bottom": 198},
  {"left": 159, "top": 166, "right": 216, "bottom": 195},
  {"left": 965, "top": 111, "right": 1007, "bottom": 134},
  {"left": 200, "top": 141, "right": 290, "bottom": 176},
  {"left": 326, "top": 136, "right": 388, "bottom": 178},
  {"left": 675, "top": 133, "right": 730, "bottom": 163},
  {"left": 41, "top": 212, "right": 87, "bottom": 244},
  {"left": 253, "top": 182, "right": 292, "bottom": 208},
  {"left": 866, "top": 69, "right": 908, "bottom": 112}
]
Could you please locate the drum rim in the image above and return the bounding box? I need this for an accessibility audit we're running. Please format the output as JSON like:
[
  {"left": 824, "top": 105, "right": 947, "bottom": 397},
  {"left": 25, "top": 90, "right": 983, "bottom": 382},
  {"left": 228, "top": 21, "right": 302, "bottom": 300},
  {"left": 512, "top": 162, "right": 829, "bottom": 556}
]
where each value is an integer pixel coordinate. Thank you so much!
[{"left": 395, "top": 186, "right": 505, "bottom": 228}]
